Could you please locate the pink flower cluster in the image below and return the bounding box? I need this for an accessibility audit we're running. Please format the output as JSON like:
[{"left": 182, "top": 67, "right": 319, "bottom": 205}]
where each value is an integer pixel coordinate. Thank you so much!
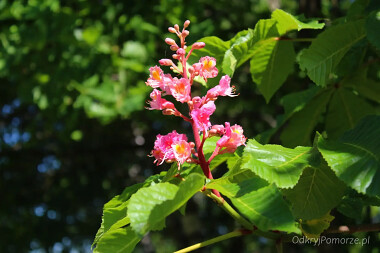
[{"left": 146, "top": 20, "right": 246, "bottom": 170}]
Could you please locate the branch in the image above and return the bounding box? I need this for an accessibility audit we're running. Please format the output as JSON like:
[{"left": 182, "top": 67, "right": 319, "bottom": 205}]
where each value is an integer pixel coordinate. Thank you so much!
[{"left": 325, "top": 223, "right": 380, "bottom": 234}]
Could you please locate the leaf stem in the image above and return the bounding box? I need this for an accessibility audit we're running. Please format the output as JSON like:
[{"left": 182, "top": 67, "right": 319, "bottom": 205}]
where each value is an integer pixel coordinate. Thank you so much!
[
  {"left": 174, "top": 230, "right": 248, "bottom": 253},
  {"left": 206, "top": 192, "right": 253, "bottom": 230},
  {"left": 207, "top": 192, "right": 284, "bottom": 240}
]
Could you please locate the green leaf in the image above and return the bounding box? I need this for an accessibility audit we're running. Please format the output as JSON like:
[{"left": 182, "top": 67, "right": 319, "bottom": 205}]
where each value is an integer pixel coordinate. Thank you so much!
[
  {"left": 207, "top": 171, "right": 298, "bottom": 233},
  {"left": 242, "top": 139, "right": 313, "bottom": 188},
  {"left": 325, "top": 88, "right": 375, "bottom": 139},
  {"left": 366, "top": 11, "right": 380, "bottom": 51},
  {"left": 280, "top": 88, "right": 334, "bottom": 147},
  {"left": 128, "top": 173, "right": 205, "bottom": 235},
  {"left": 318, "top": 115, "right": 380, "bottom": 197},
  {"left": 342, "top": 68, "right": 380, "bottom": 103},
  {"left": 300, "top": 213, "right": 334, "bottom": 239},
  {"left": 93, "top": 183, "right": 144, "bottom": 247},
  {"left": 299, "top": 20, "right": 366, "bottom": 86},
  {"left": 282, "top": 86, "right": 321, "bottom": 120},
  {"left": 271, "top": 9, "right": 324, "bottom": 35},
  {"left": 222, "top": 21, "right": 277, "bottom": 76},
  {"left": 250, "top": 40, "right": 296, "bottom": 102},
  {"left": 93, "top": 227, "right": 141, "bottom": 253},
  {"left": 283, "top": 162, "right": 346, "bottom": 220},
  {"left": 189, "top": 36, "right": 230, "bottom": 66},
  {"left": 337, "top": 191, "right": 380, "bottom": 219}
]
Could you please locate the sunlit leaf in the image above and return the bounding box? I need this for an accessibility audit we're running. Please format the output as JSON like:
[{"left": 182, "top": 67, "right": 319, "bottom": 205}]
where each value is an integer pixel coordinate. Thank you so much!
[
  {"left": 318, "top": 115, "right": 380, "bottom": 197},
  {"left": 299, "top": 20, "right": 366, "bottom": 86}
]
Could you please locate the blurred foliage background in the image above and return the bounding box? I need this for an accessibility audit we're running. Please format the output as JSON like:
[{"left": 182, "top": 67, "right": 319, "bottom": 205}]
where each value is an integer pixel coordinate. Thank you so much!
[{"left": 1, "top": 0, "right": 377, "bottom": 252}]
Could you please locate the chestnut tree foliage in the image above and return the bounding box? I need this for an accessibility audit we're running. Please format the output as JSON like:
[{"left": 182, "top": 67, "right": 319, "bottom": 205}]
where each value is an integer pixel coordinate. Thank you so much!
[{"left": 93, "top": 3, "right": 380, "bottom": 253}]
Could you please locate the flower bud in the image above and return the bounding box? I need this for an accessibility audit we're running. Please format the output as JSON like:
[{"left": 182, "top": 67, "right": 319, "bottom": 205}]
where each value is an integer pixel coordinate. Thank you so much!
[
  {"left": 162, "top": 109, "right": 175, "bottom": 115},
  {"left": 188, "top": 66, "right": 195, "bottom": 74},
  {"left": 172, "top": 54, "right": 179, "bottom": 59},
  {"left": 210, "top": 124, "right": 225, "bottom": 135},
  {"left": 192, "top": 42, "right": 205, "bottom": 50},
  {"left": 184, "top": 20, "right": 190, "bottom": 28},
  {"left": 176, "top": 48, "right": 186, "bottom": 55},
  {"left": 170, "top": 45, "right": 179, "bottom": 51},
  {"left": 165, "top": 38, "right": 176, "bottom": 45},
  {"left": 174, "top": 24, "right": 179, "bottom": 31},
  {"left": 168, "top": 27, "right": 176, "bottom": 33},
  {"left": 182, "top": 30, "right": 189, "bottom": 37},
  {"left": 159, "top": 59, "right": 173, "bottom": 66}
]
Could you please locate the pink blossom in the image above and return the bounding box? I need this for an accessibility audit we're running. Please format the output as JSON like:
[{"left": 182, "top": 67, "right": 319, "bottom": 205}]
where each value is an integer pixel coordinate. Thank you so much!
[
  {"left": 147, "top": 89, "right": 175, "bottom": 111},
  {"left": 146, "top": 66, "right": 164, "bottom": 88},
  {"left": 217, "top": 122, "right": 246, "bottom": 153},
  {"left": 172, "top": 140, "right": 192, "bottom": 164},
  {"left": 191, "top": 101, "right": 216, "bottom": 132},
  {"left": 151, "top": 130, "right": 189, "bottom": 165},
  {"left": 198, "top": 56, "right": 218, "bottom": 80},
  {"left": 207, "top": 75, "right": 236, "bottom": 99},
  {"left": 169, "top": 78, "right": 191, "bottom": 103}
]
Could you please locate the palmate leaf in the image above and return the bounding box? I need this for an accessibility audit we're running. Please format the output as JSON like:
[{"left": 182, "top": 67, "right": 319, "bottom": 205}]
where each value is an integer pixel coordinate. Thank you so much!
[
  {"left": 128, "top": 173, "right": 205, "bottom": 235},
  {"left": 325, "top": 87, "right": 375, "bottom": 139},
  {"left": 299, "top": 20, "right": 366, "bottom": 86},
  {"left": 242, "top": 139, "right": 313, "bottom": 188},
  {"left": 318, "top": 115, "right": 380, "bottom": 197},
  {"left": 283, "top": 162, "right": 346, "bottom": 220},
  {"left": 93, "top": 227, "right": 141, "bottom": 253},
  {"left": 207, "top": 170, "right": 299, "bottom": 233}
]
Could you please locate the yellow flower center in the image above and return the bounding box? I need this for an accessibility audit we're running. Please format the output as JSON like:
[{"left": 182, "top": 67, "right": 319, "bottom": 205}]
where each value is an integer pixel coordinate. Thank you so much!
[
  {"left": 152, "top": 70, "right": 161, "bottom": 80},
  {"left": 203, "top": 60, "right": 213, "bottom": 71},
  {"left": 174, "top": 142, "right": 186, "bottom": 154}
]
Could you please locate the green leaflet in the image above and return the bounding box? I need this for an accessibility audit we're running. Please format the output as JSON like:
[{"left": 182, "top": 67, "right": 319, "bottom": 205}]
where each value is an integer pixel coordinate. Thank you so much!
[
  {"left": 93, "top": 227, "right": 141, "bottom": 253},
  {"left": 325, "top": 87, "right": 375, "bottom": 139},
  {"left": 366, "top": 11, "right": 380, "bottom": 52},
  {"left": 207, "top": 170, "right": 299, "bottom": 233},
  {"left": 283, "top": 162, "right": 346, "bottom": 220},
  {"left": 299, "top": 19, "right": 367, "bottom": 86},
  {"left": 337, "top": 190, "right": 380, "bottom": 219},
  {"left": 128, "top": 173, "right": 205, "bottom": 235},
  {"left": 271, "top": 9, "right": 325, "bottom": 34},
  {"left": 255, "top": 86, "right": 320, "bottom": 144},
  {"left": 282, "top": 86, "right": 321, "bottom": 119},
  {"left": 281, "top": 88, "right": 334, "bottom": 148},
  {"left": 318, "top": 115, "right": 380, "bottom": 197},
  {"left": 93, "top": 183, "right": 144, "bottom": 247},
  {"left": 223, "top": 20, "right": 278, "bottom": 76},
  {"left": 299, "top": 213, "right": 335, "bottom": 239},
  {"left": 343, "top": 66, "right": 380, "bottom": 104},
  {"left": 250, "top": 40, "right": 296, "bottom": 103},
  {"left": 242, "top": 139, "right": 313, "bottom": 188}
]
